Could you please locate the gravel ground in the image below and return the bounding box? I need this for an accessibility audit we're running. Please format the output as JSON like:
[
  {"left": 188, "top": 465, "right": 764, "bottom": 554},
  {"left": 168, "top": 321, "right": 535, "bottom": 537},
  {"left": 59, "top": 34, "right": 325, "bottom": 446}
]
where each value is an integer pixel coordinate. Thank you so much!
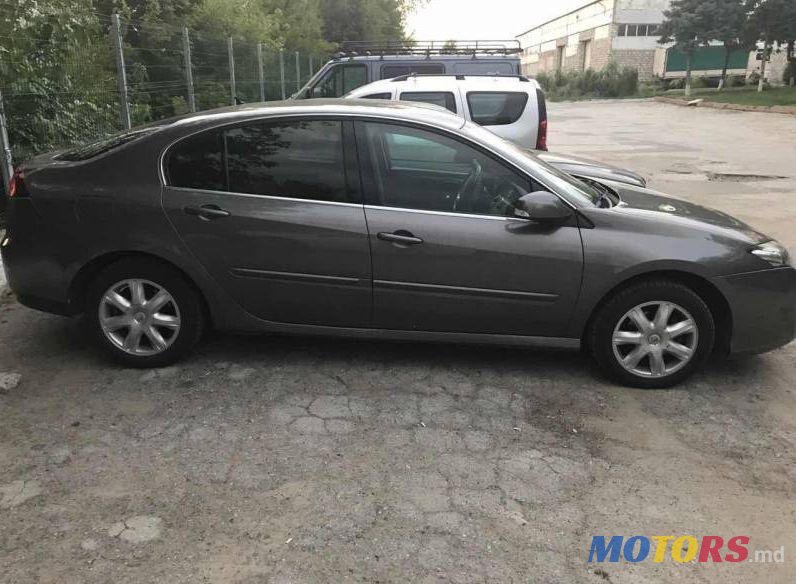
[{"left": 0, "top": 100, "right": 794, "bottom": 583}]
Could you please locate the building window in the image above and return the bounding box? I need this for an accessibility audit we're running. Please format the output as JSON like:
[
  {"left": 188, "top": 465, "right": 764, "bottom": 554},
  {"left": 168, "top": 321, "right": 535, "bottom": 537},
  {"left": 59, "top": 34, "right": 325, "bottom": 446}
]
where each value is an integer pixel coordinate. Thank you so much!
[{"left": 617, "top": 24, "right": 662, "bottom": 37}]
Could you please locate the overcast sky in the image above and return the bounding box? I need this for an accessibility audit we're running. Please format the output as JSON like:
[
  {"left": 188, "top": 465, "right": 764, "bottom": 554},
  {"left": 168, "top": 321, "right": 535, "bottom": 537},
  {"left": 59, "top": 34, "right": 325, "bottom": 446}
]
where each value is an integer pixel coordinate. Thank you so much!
[{"left": 405, "top": 0, "right": 588, "bottom": 40}]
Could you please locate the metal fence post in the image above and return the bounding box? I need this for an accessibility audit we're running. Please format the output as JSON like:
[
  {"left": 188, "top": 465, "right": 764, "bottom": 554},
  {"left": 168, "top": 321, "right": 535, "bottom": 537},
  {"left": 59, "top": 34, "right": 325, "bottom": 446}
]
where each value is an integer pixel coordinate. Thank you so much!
[
  {"left": 182, "top": 27, "right": 196, "bottom": 112},
  {"left": 111, "top": 13, "right": 131, "bottom": 130},
  {"left": 309, "top": 55, "right": 314, "bottom": 77},
  {"left": 257, "top": 43, "right": 266, "bottom": 102},
  {"left": 295, "top": 51, "right": 301, "bottom": 92},
  {"left": 227, "top": 37, "right": 237, "bottom": 105},
  {"left": 0, "top": 89, "right": 13, "bottom": 189},
  {"left": 279, "top": 48, "right": 286, "bottom": 100}
]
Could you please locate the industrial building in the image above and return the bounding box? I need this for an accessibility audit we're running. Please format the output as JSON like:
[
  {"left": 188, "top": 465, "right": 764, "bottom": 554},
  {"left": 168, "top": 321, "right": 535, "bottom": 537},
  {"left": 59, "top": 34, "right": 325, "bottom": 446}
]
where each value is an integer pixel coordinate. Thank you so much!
[{"left": 514, "top": 0, "right": 782, "bottom": 83}]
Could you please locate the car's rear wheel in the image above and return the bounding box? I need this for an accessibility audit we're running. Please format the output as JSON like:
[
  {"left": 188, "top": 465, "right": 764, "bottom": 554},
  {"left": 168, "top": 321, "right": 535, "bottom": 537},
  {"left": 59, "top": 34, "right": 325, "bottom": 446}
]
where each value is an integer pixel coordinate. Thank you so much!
[
  {"left": 86, "top": 258, "right": 204, "bottom": 367},
  {"left": 589, "top": 280, "right": 715, "bottom": 388}
]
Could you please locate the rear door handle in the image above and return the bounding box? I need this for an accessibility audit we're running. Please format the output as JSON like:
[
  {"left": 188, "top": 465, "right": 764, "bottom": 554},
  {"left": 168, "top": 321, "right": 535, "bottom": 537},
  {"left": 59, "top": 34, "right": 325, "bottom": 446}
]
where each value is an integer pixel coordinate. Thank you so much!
[
  {"left": 377, "top": 230, "right": 423, "bottom": 245},
  {"left": 183, "top": 204, "right": 231, "bottom": 220}
]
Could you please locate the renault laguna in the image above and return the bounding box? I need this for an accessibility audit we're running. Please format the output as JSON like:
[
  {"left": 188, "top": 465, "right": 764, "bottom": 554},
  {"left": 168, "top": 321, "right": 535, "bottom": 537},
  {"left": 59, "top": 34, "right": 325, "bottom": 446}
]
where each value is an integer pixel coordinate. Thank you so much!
[{"left": 2, "top": 100, "right": 794, "bottom": 388}]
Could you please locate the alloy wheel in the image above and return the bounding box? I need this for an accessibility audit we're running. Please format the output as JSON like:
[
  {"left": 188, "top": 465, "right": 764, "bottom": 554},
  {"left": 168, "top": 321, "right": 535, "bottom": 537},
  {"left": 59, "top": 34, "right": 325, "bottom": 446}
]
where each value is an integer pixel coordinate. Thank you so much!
[
  {"left": 611, "top": 301, "right": 699, "bottom": 378},
  {"left": 98, "top": 279, "right": 181, "bottom": 356}
]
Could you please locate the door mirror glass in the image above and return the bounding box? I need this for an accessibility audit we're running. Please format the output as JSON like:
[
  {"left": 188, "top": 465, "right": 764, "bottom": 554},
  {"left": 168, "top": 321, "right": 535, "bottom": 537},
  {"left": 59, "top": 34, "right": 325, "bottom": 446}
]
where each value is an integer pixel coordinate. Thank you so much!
[{"left": 513, "top": 191, "right": 572, "bottom": 222}]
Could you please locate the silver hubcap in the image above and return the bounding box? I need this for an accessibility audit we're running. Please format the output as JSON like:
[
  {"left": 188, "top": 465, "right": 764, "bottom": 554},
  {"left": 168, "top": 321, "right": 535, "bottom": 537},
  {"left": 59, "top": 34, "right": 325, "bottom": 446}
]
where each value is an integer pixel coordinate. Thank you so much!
[
  {"left": 99, "top": 279, "right": 181, "bottom": 356},
  {"left": 612, "top": 301, "right": 698, "bottom": 378}
]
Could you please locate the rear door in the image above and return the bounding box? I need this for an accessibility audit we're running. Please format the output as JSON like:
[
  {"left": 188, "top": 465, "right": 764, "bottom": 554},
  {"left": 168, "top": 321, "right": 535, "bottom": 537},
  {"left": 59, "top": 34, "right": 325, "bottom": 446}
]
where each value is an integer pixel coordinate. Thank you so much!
[
  {"left": 355, "top": 120, "right": 583, "bottom": 337},
  {"left": 162, "top": 118, "right": 372, "bottom": 327}
]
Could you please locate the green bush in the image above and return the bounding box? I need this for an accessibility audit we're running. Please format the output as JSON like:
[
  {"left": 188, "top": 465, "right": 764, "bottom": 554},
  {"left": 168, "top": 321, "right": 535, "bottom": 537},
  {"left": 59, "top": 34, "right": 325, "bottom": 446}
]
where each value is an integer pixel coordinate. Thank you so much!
[
  {"left": 784, "top": 61, "right": 796, "bottom": 86},
  {"left": 535, "top": 62, "right": 638, "bottom": 100}
]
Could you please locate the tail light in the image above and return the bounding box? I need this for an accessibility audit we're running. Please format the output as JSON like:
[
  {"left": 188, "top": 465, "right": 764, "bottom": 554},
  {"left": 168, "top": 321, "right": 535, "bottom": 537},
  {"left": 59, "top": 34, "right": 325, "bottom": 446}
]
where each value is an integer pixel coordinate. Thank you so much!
[
  {"left": 8, "top": 167, "right": 28, "bottom": 198},
  {"left": 535, "top": 88, "right": 548, "bottom": 151},
  {"left": 536, "top": 119, "right": 548, "bottom": 151}
]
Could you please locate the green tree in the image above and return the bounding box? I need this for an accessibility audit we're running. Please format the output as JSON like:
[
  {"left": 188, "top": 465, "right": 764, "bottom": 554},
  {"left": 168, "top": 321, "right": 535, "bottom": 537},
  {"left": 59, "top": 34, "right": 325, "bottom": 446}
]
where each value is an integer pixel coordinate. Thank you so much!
[
  {"left": 659, "top": 0, "right": 711, "bottom": 97},
  {"left": 702, "top": 0, "right": 752, "bottom": 90},
  {"left": 746, "top": 0, "right": 796, "bottom": 91}
]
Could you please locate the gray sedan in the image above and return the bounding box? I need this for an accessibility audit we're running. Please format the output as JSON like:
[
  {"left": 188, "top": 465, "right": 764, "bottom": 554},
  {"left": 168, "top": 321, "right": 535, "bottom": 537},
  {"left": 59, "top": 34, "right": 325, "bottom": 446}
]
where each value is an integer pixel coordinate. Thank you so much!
[{"left": 2, "top": 99, "right": 793, "bottom": 388}]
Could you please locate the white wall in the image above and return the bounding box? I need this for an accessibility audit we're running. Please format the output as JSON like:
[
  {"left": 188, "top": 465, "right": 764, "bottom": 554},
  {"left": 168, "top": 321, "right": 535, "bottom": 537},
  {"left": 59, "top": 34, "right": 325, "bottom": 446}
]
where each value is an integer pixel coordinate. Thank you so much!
[{"left": 517, "top": 0, "right": 615, "bottom": 49}]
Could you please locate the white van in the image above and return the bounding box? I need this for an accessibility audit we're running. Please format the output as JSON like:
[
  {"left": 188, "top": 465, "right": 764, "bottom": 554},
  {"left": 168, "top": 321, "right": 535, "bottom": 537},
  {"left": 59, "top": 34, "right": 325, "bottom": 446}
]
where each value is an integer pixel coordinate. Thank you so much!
[{"left": 345, "top": 74, "right": 547, "bottom": 150}]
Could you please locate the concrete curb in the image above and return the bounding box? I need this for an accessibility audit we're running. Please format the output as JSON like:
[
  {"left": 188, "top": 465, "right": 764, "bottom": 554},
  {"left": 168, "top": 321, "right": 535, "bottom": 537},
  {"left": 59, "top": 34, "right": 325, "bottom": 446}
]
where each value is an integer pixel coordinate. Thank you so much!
[{"left": 654, "top": 96, "right": 796, "bottom": 116}]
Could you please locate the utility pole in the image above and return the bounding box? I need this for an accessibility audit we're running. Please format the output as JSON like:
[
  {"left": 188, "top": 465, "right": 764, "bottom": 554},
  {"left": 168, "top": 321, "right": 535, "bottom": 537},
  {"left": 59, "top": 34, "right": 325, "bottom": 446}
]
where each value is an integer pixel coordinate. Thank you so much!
[
  {"left": 257, "top": 43, "right": 266, "bottom": 102},
  {"left": 182, "top": 27, "right": 196, "bottom": 112},
  {"left": 227, "top": 37, "right": 237, "bottom": 105},
  {"left": 295, "top": 51, "right": 301, "bottom": 92},
  {"left": 279, "top": 48, "right": 286, "bottom": 100},
  {"left": 0, "top": 89, "right": 13, "bottom": 190},
  {"left": 111, "top": 13, "right": 131, "bottom": 130}
]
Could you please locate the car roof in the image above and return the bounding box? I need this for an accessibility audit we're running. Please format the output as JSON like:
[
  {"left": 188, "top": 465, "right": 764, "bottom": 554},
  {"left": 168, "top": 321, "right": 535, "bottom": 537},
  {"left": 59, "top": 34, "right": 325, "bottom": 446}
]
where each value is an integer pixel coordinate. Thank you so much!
[
  {"left": 348, "top": 75, "right": 541, "bottom": 96},
  {"left": 157, "top": 98, "right": 467, "bottom": 135}
]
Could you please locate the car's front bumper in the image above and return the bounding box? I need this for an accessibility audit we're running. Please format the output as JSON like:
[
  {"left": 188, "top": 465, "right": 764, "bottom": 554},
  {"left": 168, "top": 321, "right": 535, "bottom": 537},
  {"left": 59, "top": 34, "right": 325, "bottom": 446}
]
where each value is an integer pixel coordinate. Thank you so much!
[{"left": 715, "top": 266, "right": 796, "bottom": 355}]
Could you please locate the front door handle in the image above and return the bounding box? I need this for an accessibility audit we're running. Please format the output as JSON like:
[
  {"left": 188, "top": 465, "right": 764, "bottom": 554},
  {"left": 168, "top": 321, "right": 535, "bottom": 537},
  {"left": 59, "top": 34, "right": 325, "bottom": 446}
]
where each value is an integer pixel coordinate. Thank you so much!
[
  {"left": 184, "top": 204, "right": 231, "bottom": 220},
  {"left": 377, "top": 230, "right": 424, "bottom": 245}
]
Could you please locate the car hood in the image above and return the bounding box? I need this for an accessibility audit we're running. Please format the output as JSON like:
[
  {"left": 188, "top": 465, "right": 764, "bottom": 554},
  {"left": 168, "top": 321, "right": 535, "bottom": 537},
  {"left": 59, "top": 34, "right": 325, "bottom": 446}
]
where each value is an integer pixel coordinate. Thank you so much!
[
  {"left": 608, "top": 183, "right": 770, "bottom": 244},
  {"left": 537, "top": 151, "right": 647, "bottom": 187}
]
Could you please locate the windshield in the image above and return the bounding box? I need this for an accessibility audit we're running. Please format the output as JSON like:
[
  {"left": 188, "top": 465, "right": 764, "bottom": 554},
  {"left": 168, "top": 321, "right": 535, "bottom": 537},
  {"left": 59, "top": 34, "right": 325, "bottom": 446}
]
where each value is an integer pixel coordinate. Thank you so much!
[{"left": 458, "top": 121, "right": 602, "bottom": 206}]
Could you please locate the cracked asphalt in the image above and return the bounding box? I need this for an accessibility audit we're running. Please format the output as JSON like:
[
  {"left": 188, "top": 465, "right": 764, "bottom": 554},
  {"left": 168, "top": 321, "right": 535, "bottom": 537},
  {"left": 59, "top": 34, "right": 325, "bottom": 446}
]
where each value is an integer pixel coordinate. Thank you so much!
[{"left": 1, "top": 100, "right": 795, "bottom": 583}]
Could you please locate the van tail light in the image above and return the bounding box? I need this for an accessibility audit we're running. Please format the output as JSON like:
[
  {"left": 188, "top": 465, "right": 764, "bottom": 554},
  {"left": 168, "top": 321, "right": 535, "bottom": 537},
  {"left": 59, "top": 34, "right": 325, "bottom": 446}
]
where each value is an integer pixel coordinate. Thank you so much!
[
  {"left": 8, "top": 167, "right": 29, "bottom": 198},
  {"left": 535, "top": 88, "right": 548, "bottom": 151},
  {"left": 536, "top": 119, "right": 548, "bottom": 151}
]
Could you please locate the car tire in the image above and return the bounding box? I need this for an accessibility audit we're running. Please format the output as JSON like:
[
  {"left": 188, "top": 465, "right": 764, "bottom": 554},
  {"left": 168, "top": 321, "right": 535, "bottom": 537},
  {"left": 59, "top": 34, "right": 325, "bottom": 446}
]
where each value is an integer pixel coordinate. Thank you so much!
[
  {"left": 589, "top": 279, "right": 715, "bottom": 389},
  {"left": 85, "top": 258, "right": 205, "bottom": 368}
]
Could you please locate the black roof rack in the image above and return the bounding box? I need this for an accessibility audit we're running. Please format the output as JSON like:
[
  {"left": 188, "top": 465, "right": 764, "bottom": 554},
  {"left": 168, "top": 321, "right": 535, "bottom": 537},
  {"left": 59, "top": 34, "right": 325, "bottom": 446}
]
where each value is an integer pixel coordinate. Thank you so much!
[
  {"left": 390, "top": 73, "right": 531, "bottom": 82},
  {"left": 334, "top": 40, "right": 522, "bottom": 59}
]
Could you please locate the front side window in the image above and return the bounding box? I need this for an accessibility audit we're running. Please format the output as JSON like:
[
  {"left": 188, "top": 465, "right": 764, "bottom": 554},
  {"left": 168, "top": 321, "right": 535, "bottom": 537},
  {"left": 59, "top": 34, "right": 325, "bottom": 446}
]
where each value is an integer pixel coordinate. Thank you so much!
[
  {"left": 315, "top": 65, "right": 367, "bottom": 97},
  {"left": 166, "top": 120, "right": 348, "bottom": 203},
  {"left": 399, "top": 91, "right": 457, "bottom": 113},
  {"left": 467, "top": 92, "right": 529, "bottom": 126},
  {"left": 225, "top": 120, "right": 347, "bottom": 202},
  {"left": 167, "top": 129, "right": 226, "bottom": 191},
  {"left": 360, "top": 122, "right": 532, "bottom": 217}
]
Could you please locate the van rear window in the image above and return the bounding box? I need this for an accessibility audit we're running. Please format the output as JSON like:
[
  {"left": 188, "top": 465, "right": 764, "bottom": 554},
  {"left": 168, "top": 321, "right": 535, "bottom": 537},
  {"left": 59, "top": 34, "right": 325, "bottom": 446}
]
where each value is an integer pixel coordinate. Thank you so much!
[
  {"left": 466, "top": 92, "right": 529, "bottom": 126},
  {"left": 381, "top": 63, "right": 444, "bottom": 78}
]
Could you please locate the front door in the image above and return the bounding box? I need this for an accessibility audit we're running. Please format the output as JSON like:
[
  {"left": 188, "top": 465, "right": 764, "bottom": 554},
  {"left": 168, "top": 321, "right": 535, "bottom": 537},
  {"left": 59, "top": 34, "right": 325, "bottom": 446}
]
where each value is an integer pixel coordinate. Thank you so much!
[
  {"left": 355, "top": 121, "right": 583, "bottom": 337},
  {"left": 162, "top": 118, "right": 372, "bottom": 327}
]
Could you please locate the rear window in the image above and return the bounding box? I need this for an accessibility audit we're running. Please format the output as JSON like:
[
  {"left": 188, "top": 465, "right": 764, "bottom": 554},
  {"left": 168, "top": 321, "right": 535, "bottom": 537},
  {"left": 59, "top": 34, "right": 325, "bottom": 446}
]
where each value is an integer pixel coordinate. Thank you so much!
[
  {"left": 380, "top": 63, "right": 444, "bottom": 78},
  {"left": 57, "top": 126, "right": 164, "bottom": 161},
  {"left": 399, "top": 91, "right": 457, "bottom": 113},
  {"left": 466, "top": 92, "right": 529, "bottom": 126}
]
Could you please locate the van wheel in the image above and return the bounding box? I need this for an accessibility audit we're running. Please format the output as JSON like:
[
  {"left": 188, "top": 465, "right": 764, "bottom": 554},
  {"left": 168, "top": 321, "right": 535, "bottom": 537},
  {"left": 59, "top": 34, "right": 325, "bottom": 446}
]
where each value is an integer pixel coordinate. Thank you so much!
[
  {"left": 85, "top": 258, "right": 204, "bottom": 367},
  {"left": 589, "top": 280, "right": 715, "bottom": 388}
]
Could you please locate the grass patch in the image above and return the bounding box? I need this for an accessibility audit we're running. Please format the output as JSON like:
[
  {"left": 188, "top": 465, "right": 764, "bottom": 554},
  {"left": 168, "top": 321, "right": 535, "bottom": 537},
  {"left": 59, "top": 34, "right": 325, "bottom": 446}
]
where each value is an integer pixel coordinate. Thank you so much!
[{"left": 664, "top": 86, "right": 796, "bottom": 107}]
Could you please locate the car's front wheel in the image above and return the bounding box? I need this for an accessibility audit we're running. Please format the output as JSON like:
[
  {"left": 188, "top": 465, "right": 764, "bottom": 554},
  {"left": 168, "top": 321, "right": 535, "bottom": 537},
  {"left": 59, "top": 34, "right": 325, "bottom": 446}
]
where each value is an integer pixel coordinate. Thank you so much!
[
  {"left": 86, "top": 258, "right": 205, "bottom": 367},
  {"left": 589, "top": 280, "right": 715, "bottom": 388}
]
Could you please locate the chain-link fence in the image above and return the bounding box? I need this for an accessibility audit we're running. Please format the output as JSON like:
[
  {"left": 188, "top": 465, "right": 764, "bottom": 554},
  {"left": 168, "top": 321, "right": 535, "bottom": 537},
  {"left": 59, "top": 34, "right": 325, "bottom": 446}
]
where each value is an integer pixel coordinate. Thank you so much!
[{"left": 0, "top": 12, "right": 327, "bottom": 215}]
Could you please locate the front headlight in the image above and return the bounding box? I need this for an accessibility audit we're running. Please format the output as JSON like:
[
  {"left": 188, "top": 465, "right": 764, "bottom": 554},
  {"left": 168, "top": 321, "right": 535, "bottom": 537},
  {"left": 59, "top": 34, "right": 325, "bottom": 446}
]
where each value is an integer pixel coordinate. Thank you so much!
[{"left": 750, "top": 241, "right": 791, "bottom": 268}]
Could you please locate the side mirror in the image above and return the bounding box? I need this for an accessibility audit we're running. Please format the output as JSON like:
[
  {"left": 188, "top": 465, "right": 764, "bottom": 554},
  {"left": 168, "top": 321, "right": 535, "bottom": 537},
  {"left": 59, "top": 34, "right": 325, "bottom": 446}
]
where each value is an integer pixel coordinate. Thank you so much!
[{"left": 512, "top": 191, "right": 573, "bottom": 222}]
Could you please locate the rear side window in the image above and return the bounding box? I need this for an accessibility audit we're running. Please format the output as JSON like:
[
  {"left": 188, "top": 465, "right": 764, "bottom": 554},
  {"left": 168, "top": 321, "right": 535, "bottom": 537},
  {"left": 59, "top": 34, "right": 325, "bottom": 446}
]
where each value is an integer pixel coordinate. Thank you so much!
[
  {"left": 399, "top": 91, "right": 457, "bottom": 113},
  {"left": 167, "top": 130, "right": 225, "bottom": 191},
  {"left": 380, "top": 63, "right": 444, "bottom": 78},
  {"left": 361, "top": 92, "right": 393, "bottom": 100},
  {"left": 166, "top": 120, "right": 348, "bottom": 203},
  {"left": 224, "top": 120, "right": 347, "bottom": 202},
  {"left": 467, "top": 92, "right": 529, "bottom": 126}
]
